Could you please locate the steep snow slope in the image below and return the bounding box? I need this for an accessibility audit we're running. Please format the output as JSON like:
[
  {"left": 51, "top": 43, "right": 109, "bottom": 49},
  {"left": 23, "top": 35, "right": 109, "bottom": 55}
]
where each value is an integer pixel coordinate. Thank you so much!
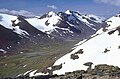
[
  {"left": 51, "top": 14, "right": 120, "bottom": 75},
  {"left": 0, "top": 13, "right": 29, "bottom": 36},
  {"left": 106, "top": 14, "right": 120, "bottom": 30},
  {"left": 0, "top": 14, "right": 17, "bottom": 29},
  {"left": 96, "top": 14, "right": 120, "bottom": 35}
]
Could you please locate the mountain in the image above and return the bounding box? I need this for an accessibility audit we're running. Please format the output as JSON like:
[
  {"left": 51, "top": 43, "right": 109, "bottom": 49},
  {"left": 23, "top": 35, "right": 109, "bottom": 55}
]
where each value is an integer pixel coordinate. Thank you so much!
[
  {"left": 0, "top": 10, "right": 104, "bottom": 41},
  {"left": 26, "top": 10, "right": 104, "bottom": 40},
  {"left": 0, "top": 13, "right": 60, "bottom": 55},
  {"left": 24, "top": 13, "right": 120, "bottom": 77}
]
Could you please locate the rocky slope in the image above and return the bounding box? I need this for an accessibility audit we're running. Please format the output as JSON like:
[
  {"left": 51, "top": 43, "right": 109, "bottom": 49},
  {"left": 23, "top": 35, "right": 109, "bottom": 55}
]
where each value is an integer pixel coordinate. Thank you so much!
[
  {"left": 6, "top": 64, "right": 120, "bottom": 79},
  {"left": 49, "top": 64, "right": 120, "bottom": 79}
]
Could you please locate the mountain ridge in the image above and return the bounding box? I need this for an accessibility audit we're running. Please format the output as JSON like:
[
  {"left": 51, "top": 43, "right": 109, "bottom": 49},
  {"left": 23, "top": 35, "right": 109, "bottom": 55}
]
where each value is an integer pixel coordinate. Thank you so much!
[{"left": 0, "top": 10, "right": 104, "bottom": 53}]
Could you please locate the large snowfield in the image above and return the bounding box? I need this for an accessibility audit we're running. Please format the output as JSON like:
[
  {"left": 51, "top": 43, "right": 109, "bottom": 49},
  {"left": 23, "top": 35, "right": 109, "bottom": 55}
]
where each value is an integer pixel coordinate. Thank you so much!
[{"left": 52, "top": 14, "right": 120, "bottom": 75}]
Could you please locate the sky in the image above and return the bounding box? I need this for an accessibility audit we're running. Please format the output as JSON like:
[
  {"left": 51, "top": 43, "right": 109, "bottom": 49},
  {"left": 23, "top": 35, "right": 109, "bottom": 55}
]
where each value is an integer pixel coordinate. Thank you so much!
[{"left": 0, "top": 0, "right": 120, "bottom": 18}]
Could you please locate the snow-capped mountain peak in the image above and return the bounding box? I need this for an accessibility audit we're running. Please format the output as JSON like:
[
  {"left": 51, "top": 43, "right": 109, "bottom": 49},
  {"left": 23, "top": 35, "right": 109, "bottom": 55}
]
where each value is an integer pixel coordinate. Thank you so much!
[
  {"left": 47, "top": 11, "right": 56, "bottom": 17},
  {"left": 65, "top": 10, "right": 72, "bottom": 15},
  {"left": 26, "top": 11, "right": 61, "bottom": 33}
]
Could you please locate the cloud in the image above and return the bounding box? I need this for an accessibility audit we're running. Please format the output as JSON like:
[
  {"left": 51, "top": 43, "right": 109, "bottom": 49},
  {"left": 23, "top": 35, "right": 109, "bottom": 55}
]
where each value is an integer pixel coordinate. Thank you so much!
[
  {"left": 47, "top": 5, "right": 57, "bottom": 9},
  {"left": 0, "top": 8, "right": 35, "bottom": 17},
  {"left": 94, "top": 0, "right": 120, "bottom": 6}
]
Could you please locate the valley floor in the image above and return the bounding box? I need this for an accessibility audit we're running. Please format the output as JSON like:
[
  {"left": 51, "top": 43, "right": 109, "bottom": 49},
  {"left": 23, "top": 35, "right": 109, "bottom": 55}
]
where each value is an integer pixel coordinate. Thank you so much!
[{"left": 0, "top": 40, "right": 78, "bottom": 78}]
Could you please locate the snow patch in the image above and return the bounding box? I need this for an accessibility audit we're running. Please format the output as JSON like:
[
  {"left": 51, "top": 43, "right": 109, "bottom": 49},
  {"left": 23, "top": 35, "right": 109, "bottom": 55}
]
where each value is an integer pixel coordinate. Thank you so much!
[
  {"left": 29, "top": 70, "right": 48, "bottom": 77},
  {"left": 24, "top": 70, "right": 33, "bottom": 76},
  {"left": 23, "top": 64, "right": 27, "bottom": 68},
  {"left": 13, "top": 26, "right": 29, "bottom": 36},
  {"left": 53, "top": 28, "right": 120, "bottom": 75},
  {"left": 65, "top": 10, "right": 72, "bottom": 15},
  {"left": 0, "top": 49, "right": 7, "bottom": 53}
]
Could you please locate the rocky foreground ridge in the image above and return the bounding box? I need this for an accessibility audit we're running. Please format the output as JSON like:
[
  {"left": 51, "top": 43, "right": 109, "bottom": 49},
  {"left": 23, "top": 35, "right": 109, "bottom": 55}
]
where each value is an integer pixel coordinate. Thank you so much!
[{"left": 2, "top": 64, "right": 120, "bottom": 79}]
